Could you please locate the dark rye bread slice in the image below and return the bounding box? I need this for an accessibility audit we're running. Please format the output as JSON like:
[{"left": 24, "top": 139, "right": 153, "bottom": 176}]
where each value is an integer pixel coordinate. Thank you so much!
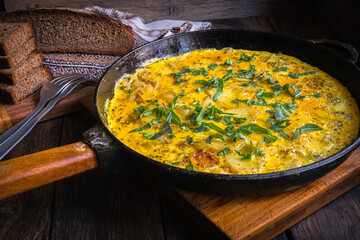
[
  {"left": 0, "top": 8, "right": 134, "bottom": 56},
  {"left": 0, "top": 36, "right": 36, "bottom": 68},
  {"left": 0, "top": 22, "right": 34, "bottom": 56},
  {"left": 0, "top": 51, "right": 44, "bottom": 84},
  {"left": 0, "top": 65, "right": 51, "bottom": 103}
]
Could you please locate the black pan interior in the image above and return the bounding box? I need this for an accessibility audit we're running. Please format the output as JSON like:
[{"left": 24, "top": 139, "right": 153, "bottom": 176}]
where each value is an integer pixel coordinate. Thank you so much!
[{"left": 95, "top": 30, "right": 360, "bottom": 196}]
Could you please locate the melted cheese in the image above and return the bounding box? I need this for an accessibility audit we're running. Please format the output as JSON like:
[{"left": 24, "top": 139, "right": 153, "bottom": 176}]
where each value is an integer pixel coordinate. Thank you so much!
[{"left": 106, "top": 48, "right": 359, "bottom": 174}]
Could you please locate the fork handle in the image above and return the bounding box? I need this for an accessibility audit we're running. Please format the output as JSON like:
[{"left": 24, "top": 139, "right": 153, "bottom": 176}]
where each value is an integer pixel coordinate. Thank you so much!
[
  {"left": 0, "top": 79, "right": 91, "bottom": 161},
  {"left": 0, "top": 99, "right": 55, "bottom": 161},
  {"left": 0, "top": 96, "right": 65, "bottom": 161},
  {"left": 0, "top": 98, "right": 47, "bottom": 148}
]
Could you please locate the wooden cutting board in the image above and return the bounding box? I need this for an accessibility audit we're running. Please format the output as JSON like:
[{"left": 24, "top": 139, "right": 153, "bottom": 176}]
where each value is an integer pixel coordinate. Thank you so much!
[
  {"left": 1, "top": 89, "right": 359, "bottom": 240},
  {"left": 167, "top": 149, "right": 360, "bottom": 239}
]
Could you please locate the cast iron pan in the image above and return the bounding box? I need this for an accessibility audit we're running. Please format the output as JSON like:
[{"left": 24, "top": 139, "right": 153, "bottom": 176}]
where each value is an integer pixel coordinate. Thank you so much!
[
  {"left": 1, "top": 30, "right": 360, "bottom": 198},
  {"left": 95, "top": 30, "right": 360, "bottom": 196}
]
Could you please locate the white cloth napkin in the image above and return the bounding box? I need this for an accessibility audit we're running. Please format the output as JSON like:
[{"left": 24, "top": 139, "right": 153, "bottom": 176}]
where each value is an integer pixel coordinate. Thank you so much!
[
  {"left": 85, "top": 6, "right": 211, "bottom": 44},
  {"left": 44, "top": 6, "right": 211, "bottom": 79}
]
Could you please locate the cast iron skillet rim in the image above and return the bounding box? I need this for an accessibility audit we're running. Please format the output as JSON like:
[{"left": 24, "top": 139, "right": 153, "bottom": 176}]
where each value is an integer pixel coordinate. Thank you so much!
[{"left": 94, "top": 29, "right": 360, "bottom": 181}]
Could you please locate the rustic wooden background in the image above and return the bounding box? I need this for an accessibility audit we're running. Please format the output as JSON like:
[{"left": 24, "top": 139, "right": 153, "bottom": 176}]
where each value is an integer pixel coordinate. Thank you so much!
[
  {"left": 4, "top": 0, "right": 360, "bottom": 53},
  {"left": 0, "top": 0, "right": 359, "bottom": 239},
  {"left": 4, "top": 0, "right": 316, "bottom": 21}
]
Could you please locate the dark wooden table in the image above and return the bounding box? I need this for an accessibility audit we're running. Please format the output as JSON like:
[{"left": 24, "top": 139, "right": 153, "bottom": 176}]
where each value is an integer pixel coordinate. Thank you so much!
[{"left": 1, "top": 5, "right": 360, "bottom": 240}]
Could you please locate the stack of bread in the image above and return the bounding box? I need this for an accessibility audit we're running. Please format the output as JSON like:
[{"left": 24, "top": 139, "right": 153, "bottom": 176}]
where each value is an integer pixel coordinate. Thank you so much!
[{"left": 0, "top": 22, "right": 51, "bottom": 103}]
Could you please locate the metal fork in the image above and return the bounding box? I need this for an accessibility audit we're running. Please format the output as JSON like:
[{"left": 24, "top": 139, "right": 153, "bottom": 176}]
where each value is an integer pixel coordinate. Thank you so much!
[
  {"left": 0, "top": 74, "right": 84, "bottom": 148},
  {"left": 0, "top": 74, "right": 88, "bottom": 161}
]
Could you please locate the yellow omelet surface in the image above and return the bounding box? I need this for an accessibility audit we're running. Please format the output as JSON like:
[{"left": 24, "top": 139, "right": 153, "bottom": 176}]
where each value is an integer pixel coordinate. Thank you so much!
[{"left": 106, "top": 48, "right": 359, "bottom": 174}]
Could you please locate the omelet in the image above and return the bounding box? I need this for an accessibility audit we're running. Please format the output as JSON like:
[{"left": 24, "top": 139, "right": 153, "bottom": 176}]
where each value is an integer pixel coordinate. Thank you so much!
[{"left": 106, "top": 48, "right": 359, "bottom": 174}]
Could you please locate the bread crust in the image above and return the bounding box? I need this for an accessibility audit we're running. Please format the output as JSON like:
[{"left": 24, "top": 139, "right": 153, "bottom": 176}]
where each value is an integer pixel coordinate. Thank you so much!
[
  {"left": 0, "top": 50, "right": 44, "bottom": 85},
  {"left": 0, "top": 22, "right": 34, "bottom": 56},
  {"left": 0, "top": 65, "right": 51, "bottom": 103},
  {"left": 0, "top": 36, "right": 36, "bottom": 68}
]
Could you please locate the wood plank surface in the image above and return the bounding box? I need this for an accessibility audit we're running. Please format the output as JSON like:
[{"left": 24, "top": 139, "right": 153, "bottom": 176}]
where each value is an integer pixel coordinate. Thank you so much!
[
  {"left": 50, "top": 113, "right": 166, "bottom": 239},
  {"left": 0, "top": 118, "right": 62, "bottom": 240},
  {"left": 4, "top": 0, "right": 315, "bottom": 22},
  {"left": 290, "top": 184, "right": 360, "bottom": 240}
]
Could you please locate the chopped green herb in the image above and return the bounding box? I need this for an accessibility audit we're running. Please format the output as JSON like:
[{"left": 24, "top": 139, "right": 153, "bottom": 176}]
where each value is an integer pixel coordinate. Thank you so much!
[
  {"left": 150, "top": 126, "right": 173, "bottom": 140},
  {"left": 235, "top": 140, "right": 255, "bottom": 160},
  {"left": 266, "top": 73, "right": 279, "bottom": 84},
  {"left": 201, "top": 122, "right": 226, "bottom": 135},
  {"left": 236, "top": 63, "right": 256, "bottom": 79},
  {"left": 273, "top": 67, "right": 288, "bottom": 72},
  {"left": 213, "top": 116, "right": 223, "bottom": 122},
  {"left": 239, "top": 123, "right": 273, "bottom": 136},
  {"left": 283, "top": 84, "right": 306, "bottom": 99},
  {"left": 185, "top": 136, "right": 195, "bottom": 145},
  {"left": 270, "top": 121, "right": 290, "bottom": 138},
  {"left": 169, "top": 134, "right": 176, "bottom": 139},
  {"left": 129, "top": 122, "right": 152, "bottom": 133},
  {"left": 220, "top": 59, "right": 233, "bottom": 66},
  {"left": 270, "top": 84, "right": 283, "bottom": 91},
  {"left": 256, "top": 148, "right": 265, "bottom": 157},
  {"left": 171, "top": 66, "right": 208, "bottom": 84},
  {"left": 257, "top": 135, "right": 278, "bottom": 145},
  {"left": 288, "top": 71, "right": 317, "bottom": 79},
  {"left": 224, "top": 115, "right": 232, "bottom": 125},
  {"left": 262, "top": 91, "right": 281, "bottom": 98},
  {"left": 271, "top": 83, "right": 306, "bottom": 99},
  {"left": 196, "top": 107, "right": 206, "bottom": 126},
  {"left": 140, "top": 108, "right": 157, "bottom": 118},
  {"left": 218, "top": 147, "right": 231, "bottom": 156},
  {"left": 200, "top": 68, "right": 208, "bottom": 76},
  {"left": 143, "top": 131, "right": 153, "bottom": 139},
  {"left": 174, "top": 76, "right": 188, "bottom": 84},
  {"left": 309, "top": 93, "right": 321, "bottom": 98},
  {"left": 173, "top": 91, "right": 185, "bottom": 105},
  {"left": 268, "top": 102, "right": 293, "bottom": 121},
  {"left": 213, "top": 78, "right": 224, "bottom": 101},
  {"left": 225, "top": 125, "right": 248, "bottom": 142},
  {"left": 206, "top": 134, "right": 225, "bottom": 143},
  {"left": 235, "top": 53, "right": 255, "bottom": 63},
  {"left": 233, "top": 117, "right": 247, "bottom": 124},
  {"left": 193, "top": 125, "right": 210, "bottom": 132},
  {"left": 233, "top": 89, "right": 271, "bottom": 106},
  {"left": 242, "top": 71, "right": 274, "bottom": 87},
  {"left": 293, "top": 123, "right": 323, "bottom": 140},
  {"left": 209, "top": 63, "right": 218, "bottom": 70},
  {"left": 206, "top": 104, "right": 236, "bottom": 116},
  {"left": 120, "top": 85, "right": 131, "bottom": 93},
  {"left": 186, "top": 161, "right": 197, "bottom": 171},
  {"left": 195, "top": 76, "right": 226, "bottom": 101},
  {"left": 181, "top": 126, "right": 191, "bottom": 133},
  {"left": 147, "top": 99, "right": 160, "bottom": 107}
]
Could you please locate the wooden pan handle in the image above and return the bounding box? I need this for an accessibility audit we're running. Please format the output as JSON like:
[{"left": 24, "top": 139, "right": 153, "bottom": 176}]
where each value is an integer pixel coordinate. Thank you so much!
[{"left": 0, "top": 141, "right": 98, "bottom": 200}]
